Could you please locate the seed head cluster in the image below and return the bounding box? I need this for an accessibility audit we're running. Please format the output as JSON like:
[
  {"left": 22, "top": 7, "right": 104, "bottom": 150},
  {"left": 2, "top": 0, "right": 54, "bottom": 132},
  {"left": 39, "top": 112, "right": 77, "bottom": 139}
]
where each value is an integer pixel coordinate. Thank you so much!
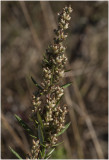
[
  {"left": 28, "top": 5, "right": 72, "bottom": 159},
  {"left": 31, "top": 140, "right": 40, "bottom": 159}
]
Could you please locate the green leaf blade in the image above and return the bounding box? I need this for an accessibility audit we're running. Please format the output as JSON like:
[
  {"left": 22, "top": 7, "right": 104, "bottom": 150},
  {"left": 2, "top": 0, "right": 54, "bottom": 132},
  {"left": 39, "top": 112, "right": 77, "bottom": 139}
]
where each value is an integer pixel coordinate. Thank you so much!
[
  {"left": 15, "top": 114, "right": 31, "bottom": 133},
  {"left": 38, "top": 125, "right": 44, "bottom": 145},
  {"left": 52, "top": 141, "right": 64, "bottom": 147},
  {"left": 37, "top": 112, "right": 44, "bottom": 129},
  {"left": 45, "top": 148, "right": 55, "bottom": 159},
  {"left": 43, "top": 55, "right": 49, "bottom": 64},
  {"left": 9, "top": 146, "right": 23, "bottom": 160},
  {"left": 55, "top": 95, "right": 64, "bottom": 107},
  {"left": 62, "top": 82, "right": 72, "bottom": 89},
  {"left": 31, "top": 76, "right": 43, "bottom": 90},
  {"left": 56, "top": 122, "right": 71, "bottom": 137},
  {"left": 65, "top": 69, "right": 72, "bottom": 72},
  {"left": 15, "top": 114, "right": 37, "bottom": 139}
]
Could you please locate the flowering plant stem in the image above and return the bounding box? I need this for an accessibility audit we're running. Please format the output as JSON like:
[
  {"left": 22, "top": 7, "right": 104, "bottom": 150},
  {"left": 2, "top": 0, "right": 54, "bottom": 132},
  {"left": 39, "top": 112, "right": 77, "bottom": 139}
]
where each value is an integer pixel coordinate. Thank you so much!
[{"left": 10, "top": 5, "right": 73, "bottom": 160}]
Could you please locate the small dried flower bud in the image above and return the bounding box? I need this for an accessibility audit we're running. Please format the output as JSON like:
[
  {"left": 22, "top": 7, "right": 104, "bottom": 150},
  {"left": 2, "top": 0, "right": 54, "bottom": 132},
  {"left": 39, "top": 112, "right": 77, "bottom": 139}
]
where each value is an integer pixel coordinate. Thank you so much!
[
  {"left": 60, "top": 88, "right": 64, "bottom": 93},
  {"left": 64, "top": 106, "right": 67, "bottom": 110},
  {"left": 56, "top": 56, "right": 62, "bottom": 63},
  {"left": 57, "top": 128, "right": 61, "bottom": 132},
  {"left": 59, "top": 108, "right": 63, "bottom": 113},
  {"left": 47, "top": 74, "right": 52, "bottom": 79},
  {"left": 55, "top": 119, "right": 58, "bottom": 124},
  {"left": 43, "top": 68, "right": 47, "bottom": 73},
  {"left": 54, "top": 107, "right": 57, "bottom": 112},
  {"left": 64, "top": 57, "right": 67, "bottom": 62},
  {"left": 46, "top": 105, "right": 50, "bottom": 109},
  {"left": 32, "top": 139, "right": 36, "bottom": 145},
  {"left": 64, "top": 22, "right": 69, "bottom": 29},
  {"left": 54, "top": 134, "right": 57, "bottom": 137},
  {"left": 60, "top": 117, "right": 63, "bottom": 121},
  {"left": 51, "top": 103, "right": 55, "bottom": 108},
  {"left": 32, "top": 95, "right": 35, "bottom": 99},
  {"left": 61, "top": 19, "right": 66, "bottom": 24},
  {"left": 49, "top": 110, "right": 52, "bottom": 115},
  {"left": 53, "top": 45, "right": 58, "bottom": 50},
  {"left": 32, "top": 110, "right": 34, "bottom": 113},
  {"left": 36, "top": 97, "right": 40, "bottom": 101},
  {"left": 46, "top": 143, "right": 50, "bottom": 147},
  {"left": 31, "top": 149, "right": 34, "bottom": 154},
  {"left": 68, "top": 6, "right": 73, "bottom": 13},
  {"left": 50, "top": 118, "right": 53, "bottom": 121},
  {"left": 59, "top": 22, "right": 64, "bottom": 29},
  {"left": 33, "top": 101, "right": 36, "bottom": 106},
  {"left": 55, "top": 112, "right": 59, "bottom": 116},
  {"left": 36, "top": 140, "right": 39, "bottom": 144},
  {"left": 63, "top": 12, "right": 67, "bottom": 19},
  {"left": 32, "top": 145, "right": 36, "bottom": 149},
  {"left": 64, "top": 15, "right": 71, "bottom": 21},
  {"left": 36, "top": 101, "right": 41, "bottom": 106},
  {"left": 59, "top": 45, "right": 66, "bottom": 52},
  {"left": 59, "top": 70, "right": 64, "bottom": 77}
]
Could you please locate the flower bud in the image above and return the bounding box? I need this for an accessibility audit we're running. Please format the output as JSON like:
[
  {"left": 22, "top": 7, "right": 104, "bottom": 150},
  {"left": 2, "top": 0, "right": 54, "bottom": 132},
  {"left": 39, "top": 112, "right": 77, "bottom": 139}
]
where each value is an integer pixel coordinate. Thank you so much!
[
  {"left": 61, "top": 19, "right": 66, "bottom": 24},
  {"left": 59, "top": 70, "right": 64, "bottom": 77},
  {"left": 68, "top": 6, "right": 73, "bottom": 13},
  {"left": 64, "top": 23, "right": 69, "bottom": 29}
]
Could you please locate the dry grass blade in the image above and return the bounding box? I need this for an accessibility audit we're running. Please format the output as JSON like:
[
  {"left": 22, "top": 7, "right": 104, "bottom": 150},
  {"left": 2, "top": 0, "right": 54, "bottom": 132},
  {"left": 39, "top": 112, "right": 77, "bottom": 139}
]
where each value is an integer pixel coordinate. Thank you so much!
[
  {"left": 62, "top": 132, "right": 72, "bottom": 158},
  {"left": 65, "top": 88, "right": 84, "bottom": 159},
  {"left": 72, "top": 78, "right": 104, "bottom": 159},
  {"left": 19, "top": 1, "right": 42, "bottom": 52},
  {"left": 65, "top": 66, "right": 96, "bottom": 77},
  {"left": 1, "top": 113, "right": 29, "bottom": 154},
  {"left": 40, "top": 1, "right": 57, "bottom": 39}
]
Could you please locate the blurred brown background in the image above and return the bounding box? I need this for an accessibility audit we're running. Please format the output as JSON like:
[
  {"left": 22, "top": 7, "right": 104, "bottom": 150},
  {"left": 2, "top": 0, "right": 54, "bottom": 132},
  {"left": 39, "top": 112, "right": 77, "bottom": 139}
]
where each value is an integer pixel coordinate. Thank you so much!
[{"left": 1, "top": 1, "right": 108, "bottom": 159}]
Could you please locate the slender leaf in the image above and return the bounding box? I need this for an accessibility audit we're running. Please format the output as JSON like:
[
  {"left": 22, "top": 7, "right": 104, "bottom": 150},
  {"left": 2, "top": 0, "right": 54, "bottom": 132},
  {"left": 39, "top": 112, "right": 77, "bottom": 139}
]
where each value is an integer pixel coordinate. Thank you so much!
[
  {"left": 38, "top": 125, "right": 45, "bottom": 158},
  {"left": 29, "top": 134, "right": 37, "bottom": 139},
  {"left": 35, "top": 120, "right": 38, "bottom": 125},
  {"left": 52, "top": 141, "right": 64, "bottom": 147},
  {"left": 40, "top": 143, "right": 46, "bottom": 148},
  {"left": 9, "top": 146, "right": 23, "bottom": 160},
  {"left": 56, "top": 122, "right": 71, "bottom": 137},
  {"left": 43, "top": 55, "right": 49, "bottom": 64},
  {"left": 38, "top": 125, "right": 44, "bottom": 145},
  {"left": 50, "top": 65, "right": 54, "bottom": 85},
  {"left": 31, "top": 76, "right": 43, "bottom": 90},
  {"left": 55, "top": 95, "right": 64, "bottom": 107},
  {"left": 42, "top": 148, "right": 46, "bottom": 158},
  {"left": 15, "top": 114, "right": 37, "bottom": 139},
  {"left": 40, "top": 150, "right": 43, "bottom": 158},
  {"left": 37, "top": 112, "right": 44, "bottom": 129},
  {"left": 45, "top": 155, "right": 51, "bottom": 160},
  {"left": 46, "top": 148, "right": 55, "bottom": 158},
  {"left": 65, "top": 69, "right": 72, "bottom": 72},
  {"left": 61, "top": 82, "right": 72, "bottom": 89},
  {"left": 15, "top": 114, "right": 31, "bottom": 132}
]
